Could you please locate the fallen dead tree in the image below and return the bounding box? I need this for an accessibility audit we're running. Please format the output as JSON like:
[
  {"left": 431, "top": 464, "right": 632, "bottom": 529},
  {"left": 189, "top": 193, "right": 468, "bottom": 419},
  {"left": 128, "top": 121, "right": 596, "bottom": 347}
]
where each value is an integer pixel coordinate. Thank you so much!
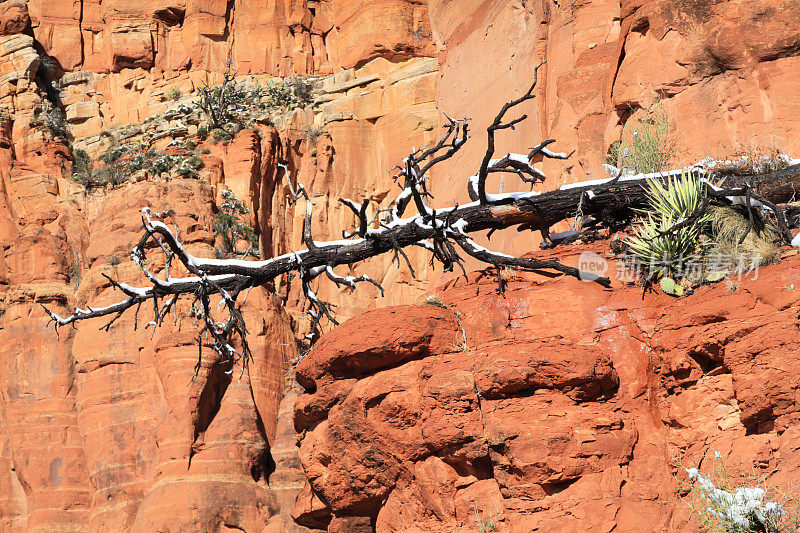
[{"left": 41, "top": 61, "right": 798, "bottom": 368}]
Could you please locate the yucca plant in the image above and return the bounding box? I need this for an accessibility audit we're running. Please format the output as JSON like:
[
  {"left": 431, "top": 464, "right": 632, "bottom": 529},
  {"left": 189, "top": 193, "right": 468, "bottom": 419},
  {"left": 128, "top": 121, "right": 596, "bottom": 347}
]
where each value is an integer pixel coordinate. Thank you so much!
[{"left": 626, "top": 169, "right": 711, "bottom": 280}]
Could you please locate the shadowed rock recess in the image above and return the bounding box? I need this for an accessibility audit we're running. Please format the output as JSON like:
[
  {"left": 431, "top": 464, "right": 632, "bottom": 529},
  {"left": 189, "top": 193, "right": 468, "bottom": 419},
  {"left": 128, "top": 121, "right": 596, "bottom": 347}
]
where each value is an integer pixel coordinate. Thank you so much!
[{"left": 1, "top": 0, "right": 800, "bottom": 531}]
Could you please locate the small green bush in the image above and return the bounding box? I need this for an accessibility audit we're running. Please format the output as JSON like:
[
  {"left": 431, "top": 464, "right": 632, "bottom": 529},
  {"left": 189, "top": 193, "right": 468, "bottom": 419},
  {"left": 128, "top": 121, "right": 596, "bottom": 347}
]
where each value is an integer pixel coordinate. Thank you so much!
[
  {"left": 151, "top": 154, "right": 176, "bottom": 175},
  {"left": 168, "top": 87, "right": 181, "bottom": 101},
  {"left": 72, "top": 148, "right": 94, "bottom": 185},
  {"left": 197, "top": 80, "right": 264, "bottom": 131},
  {"left": 72, "top": 140, "right": 206, "bottom": 188},
  {"left": 101, "top": 144, "right": 130, "bottom": 164},
  {"left": 44, "top": 108, "right": 71, "bottom": 142},
  {"left": 264, "top": 76, "right": 313, "bottom": 110},
  {"left": 213, "top": 190, "right": 259, "bottom": 257},
  {"left": 613, "top": 99, "right": 674, "bottom": 174},
  {"left": 212, "top": 129, "right": 233, "bottom": 145}
]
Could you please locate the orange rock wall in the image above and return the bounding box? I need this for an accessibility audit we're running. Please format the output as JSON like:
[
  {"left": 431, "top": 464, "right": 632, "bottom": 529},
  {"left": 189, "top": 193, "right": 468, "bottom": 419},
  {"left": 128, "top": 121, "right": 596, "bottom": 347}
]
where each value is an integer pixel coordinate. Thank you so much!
[
  {"left": 2, "top": 0, "right": 800, "bottom": 531},
  {"left": 253, "top": 0, "right": 800, "bottom": 322},
  {"left": 0, "top": 169, "right": 306, "bottom": 530}
]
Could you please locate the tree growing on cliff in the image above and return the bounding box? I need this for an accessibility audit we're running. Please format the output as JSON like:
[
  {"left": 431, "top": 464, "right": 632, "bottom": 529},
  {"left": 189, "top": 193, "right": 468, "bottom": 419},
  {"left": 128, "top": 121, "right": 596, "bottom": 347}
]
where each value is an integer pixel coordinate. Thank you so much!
[
  {"left": 197, "top": 58, "right": 313, "bottom": 136},
  {"left": 197, "top": 58, "right": 256, "bottom": 133},
  {"left": 41, "top": 61, "right": 796, "bottom": 371},
  {"left": 213, "top": 189, "right": 260, "bottom": 258}
]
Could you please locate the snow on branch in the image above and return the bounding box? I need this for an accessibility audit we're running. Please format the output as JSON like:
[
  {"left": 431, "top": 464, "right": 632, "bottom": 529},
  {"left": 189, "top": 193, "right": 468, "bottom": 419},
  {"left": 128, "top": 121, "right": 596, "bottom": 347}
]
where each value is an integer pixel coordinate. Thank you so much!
[{"left": 44, "top": 71, "right": 611, "bottom": 370}]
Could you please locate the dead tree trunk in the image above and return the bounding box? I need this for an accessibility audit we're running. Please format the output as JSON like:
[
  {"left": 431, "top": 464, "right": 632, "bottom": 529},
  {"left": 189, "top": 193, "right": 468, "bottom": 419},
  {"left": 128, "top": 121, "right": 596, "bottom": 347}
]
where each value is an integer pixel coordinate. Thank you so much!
[{"left": 509, "top": 163, "right": 800, "bottom": 236}]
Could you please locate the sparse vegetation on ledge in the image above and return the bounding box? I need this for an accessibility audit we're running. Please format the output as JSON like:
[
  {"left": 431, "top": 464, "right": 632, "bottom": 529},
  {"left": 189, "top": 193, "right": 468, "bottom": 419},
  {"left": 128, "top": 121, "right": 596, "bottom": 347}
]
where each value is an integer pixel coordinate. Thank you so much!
[
  {"left": 197, "top": 58, "right": 314, "bottom": 135},
  {"left": 72, "top": 138, "right": 205, "bottom": 189}
]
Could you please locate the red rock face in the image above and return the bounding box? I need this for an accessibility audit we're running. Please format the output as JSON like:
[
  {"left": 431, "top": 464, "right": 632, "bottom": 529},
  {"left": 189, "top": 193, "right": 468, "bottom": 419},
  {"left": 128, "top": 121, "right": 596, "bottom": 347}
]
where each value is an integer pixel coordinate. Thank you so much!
[
  {"left": 291, "top": 245, "right": 800, "bottom": 532},
  {"left": 0, "top": 169, "right": 309, "bottom": 530},
  {"left": 2, "top": 0, "right": 800, "bottom": 531},
  {"left": 25, "top": 0, "right": 434, "bottom": 75}
]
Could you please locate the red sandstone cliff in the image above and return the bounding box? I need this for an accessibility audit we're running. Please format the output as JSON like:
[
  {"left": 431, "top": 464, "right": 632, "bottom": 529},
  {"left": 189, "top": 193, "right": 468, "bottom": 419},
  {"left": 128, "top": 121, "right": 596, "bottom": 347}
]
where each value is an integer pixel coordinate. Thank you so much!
[
  {"left": 292, "top": 245, "right": 800, "bottom": 532},
  {"left": 0, "top": 0, "right": 799, "bottom": 531}
]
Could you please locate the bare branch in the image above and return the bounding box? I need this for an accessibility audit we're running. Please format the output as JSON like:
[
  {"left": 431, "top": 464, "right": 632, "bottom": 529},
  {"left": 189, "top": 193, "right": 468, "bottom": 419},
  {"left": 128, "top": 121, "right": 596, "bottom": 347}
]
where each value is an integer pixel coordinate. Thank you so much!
[{"left": 477, "top": 60, "right": 546, "bottom": 203}]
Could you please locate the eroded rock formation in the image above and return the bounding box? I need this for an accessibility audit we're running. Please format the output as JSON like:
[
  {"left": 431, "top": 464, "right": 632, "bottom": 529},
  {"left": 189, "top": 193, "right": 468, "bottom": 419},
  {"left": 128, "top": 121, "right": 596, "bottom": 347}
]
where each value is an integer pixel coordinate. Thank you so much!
[
  {"left": 0, "top": 171, "right": 305, "bottom": 530},
  {"left": 292, "top": 245, "right": 800, "bottom": 532}
]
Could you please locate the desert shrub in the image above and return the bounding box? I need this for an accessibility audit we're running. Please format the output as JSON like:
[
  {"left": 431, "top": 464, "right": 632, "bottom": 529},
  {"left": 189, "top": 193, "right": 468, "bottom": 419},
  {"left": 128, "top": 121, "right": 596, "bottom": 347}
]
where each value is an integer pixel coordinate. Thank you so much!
[
  {"left": 71, "top": 148, "right": 94, "bottom": 185},
  {"left": 101, "top": 144, "right": 130, "bottom": 164},
  {"left": 265, "top": 76, "right": 313, "bottom": 110},
  {"left": 613, "top": 99, "right": 674, "bottom": 174},
  {"left": 72, "top": 140, "right": 206, "bottom": 189},
  {"left": 196, "top": 68, "right": 313, "bottom": 137},
  {"left": 43, "top": 108, "right": 71, "bottom": 142},
  {"left": 175, "top": 154, "right": 204, "bottom": 178},
  {"left": 212, "top": 128, "right": 233, "bottom": 145},
  {"left": 607, "top": 140, "right": 622, "bottom": 167},
  {"left": 151, "top": 154, "right": 177, "bottom": 175},
  {"left": 126, "top": 153, "right": 147, "bottom": 173},
  {"left": 683, "top": 451, "right": 800, "bottom": 533},
  {"left": 72, "top": 146, "right": 128, "bottom": 187},
  {"left": 94, "top": 164, "right": 127, "bottom": 187},
  {"left": 197, "top": 79, "right": 264, "bottom": 131},
  {"left": 168, "top": 87, "right": 182, "bottom": 101},
  {"left": 213, "top": 190, "right": 259, "bottom": 257}
]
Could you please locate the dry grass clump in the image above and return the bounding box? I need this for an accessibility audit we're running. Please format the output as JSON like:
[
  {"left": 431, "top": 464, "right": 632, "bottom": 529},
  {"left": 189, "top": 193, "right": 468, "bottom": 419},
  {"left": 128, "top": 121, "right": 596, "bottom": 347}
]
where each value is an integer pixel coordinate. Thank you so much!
[
  {"left": 707, "top": 205, "right": 781, "bottom": 267},
  {"left": 709, "top": 138, "right": 791, "bottom": 177},
  {"left": 420, "top": 293, "right": 446, "bottom": 308}
]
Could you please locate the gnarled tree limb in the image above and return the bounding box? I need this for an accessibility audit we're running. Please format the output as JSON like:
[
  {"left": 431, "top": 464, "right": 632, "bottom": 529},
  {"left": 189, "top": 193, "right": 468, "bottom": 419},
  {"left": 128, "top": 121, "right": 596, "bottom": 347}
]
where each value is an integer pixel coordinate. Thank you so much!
[{"left": 51, "top": 73, "right": 800, "bottom": 369}]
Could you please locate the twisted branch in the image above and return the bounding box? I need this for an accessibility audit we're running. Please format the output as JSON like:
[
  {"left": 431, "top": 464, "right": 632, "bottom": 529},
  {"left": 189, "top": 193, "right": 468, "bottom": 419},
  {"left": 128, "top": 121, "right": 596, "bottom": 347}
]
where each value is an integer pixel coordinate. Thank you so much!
[{"left": 44, "top": 72, "right": 613, "bottom": 366}]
